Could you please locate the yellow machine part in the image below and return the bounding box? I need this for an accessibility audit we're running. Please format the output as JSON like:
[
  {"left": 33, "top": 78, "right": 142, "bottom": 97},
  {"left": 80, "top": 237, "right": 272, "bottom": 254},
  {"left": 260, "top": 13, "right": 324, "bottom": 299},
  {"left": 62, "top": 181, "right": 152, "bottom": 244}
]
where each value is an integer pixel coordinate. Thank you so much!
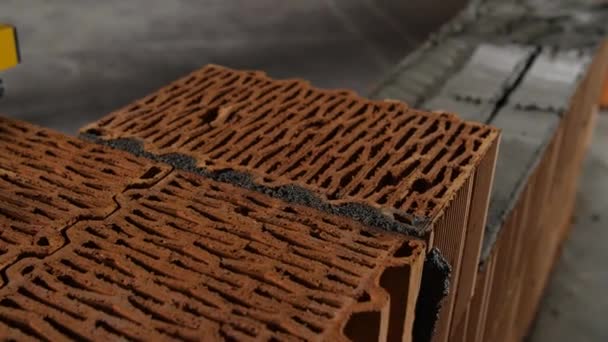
[{"left": 0, "top": 24, "right": 20, "bottom": 71}]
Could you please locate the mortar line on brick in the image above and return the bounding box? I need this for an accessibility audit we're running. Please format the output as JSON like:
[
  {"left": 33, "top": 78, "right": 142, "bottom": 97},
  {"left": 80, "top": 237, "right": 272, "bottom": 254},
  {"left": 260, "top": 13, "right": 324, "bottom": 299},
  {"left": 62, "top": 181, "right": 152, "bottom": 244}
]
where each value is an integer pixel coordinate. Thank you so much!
[{"left": 80, "top": 134, "right": 431, "bottom": 238}]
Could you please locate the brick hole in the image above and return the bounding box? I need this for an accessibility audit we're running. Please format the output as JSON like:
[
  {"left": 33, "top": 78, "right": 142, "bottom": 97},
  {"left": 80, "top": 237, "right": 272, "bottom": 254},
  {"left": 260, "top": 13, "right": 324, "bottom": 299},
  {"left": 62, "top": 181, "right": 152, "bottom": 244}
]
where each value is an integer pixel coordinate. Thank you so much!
[
  {"left": 348, "top": 184, "right": 364, "bottom": 196},
  {"left": 449, "top": 142, "right": 467, "bottom": 162},
  {"left": 430, "top": 167, "right": 447, "bottom": 188},
  {"left": 36, "top": 237, "right": 49, "bottom": 247},
  {"left": 318, "top": 125, "right": 342, "bottom": 147},
  {"left": 421, "top": 135, "right": 444, "bottom": 155},
  {"left": 234, "top": 206, "right": 251, "bottom": 217},
  {"left": 380, "top": 265, "right": 412, "bottom": 342},
  {"left": 307, "top": 295, "right": 341, "bottom": 309},
  {"left": 446, "top": 123, "right": 465, "bottom": 145},
  {"left": 359, "top": 230, "right": 375, "bottom": 238},
  {"left": 82, "top": 241, "right": 101, "bottom": 250},
  {"left": 0, "top": 314, "right": 48, "bottom": 340},
  {"left": 267, "top": 162, "right": 281, "bottom": 173},
  {"left": 20, "top": 265, "right": 34, "bottom": 276},
  {"left": 129, "top": 193, "right": 144, "bottom": 200},
  {"left": 110, "top": 224, "right": 127, "bottom": 235},
  {"left": 186, "top": 205, "right": 225, "bottom": 223},
  {"left": 292, "top": 315, "right": 323, "bottom": 334},
  {"left": 423, "top": 148, "right": 448, "bottom": 174},
  {"left": 343, "top": 310, "right": 382, "bottom": 342},
  {"left": 435, "top": 186, "right": 448, "bottom": 199},
  {"left": 168, "top": 180, "right": 184, "bottom": 189},
  {"left": 473, "top": 139, "right": 482, "bottom": 152},
  {"left": 85, "top": 128, "right": 104, "bottom": 136},
  {"left": 58, "top": 195, "right": 90, "bottom": 209},
  {"left": 394, "top": 127, "right": 416, "bottom": 151},
  {"left": 127, "top": 297, "right": 177, "bottom": 325},
  {"left": 309, "top": 230, "right": 323, "bottom": 240},
  {"left": 254, "top": 287, "right": 273, "bottom": 300},
  {"left": 59, "top": 275, "right": 88, "bottom": 290},
  {"left": 459, "top": 156, "right": 472, "bottom": 167},
  {"left": 132, "top": 209, "right": 154, "bottom": 221},
  {"left": 246, "top": 196, "right": 271, "bottom": 208},
  {"left": 377, "top": 171, "right": 399, "bottom": 189},
  {"left": 101, "top": 168, "right": 117, "bottom": 175},
  {"left": 393, "top": 241, "right": 415, "bottom": 258},
  {"left": 392, "top": 115, "right": 417, "bottom": 133},
  {"left": 95, "top": 320, "right": 129, "bottom": 338},
  {"left": 82, "top": 182, "right": 104, "bottom": 191},
  {"left": 283, "top": 207, "right": 297, "bottom": 214},
  {"left": 421, "top": 120, "right": 440, "bottom": 138},
  {"left": 479, "top": 128, "right": 491, "bottom": 138},
  {"left": 43, "top": 316, "right": 87, "bottom": 340},
  {"left": 159, "top": 135, "right": 181, "bottom": 149},
  {"left": 0, "top": 298, "right": 20, "bottom": 309},
  {"left": 326, "top": 273, "right": 355, "bottom": 288},
  {"left": 412, "top": 178, "right": 431, "bottom": 194},
  {"left": 450, "top": 168, "right": 461, "bottom": 181},
  {"left": 45, "top": 149, "right": 57, "bottom": 157},
  {"left": 32, "top": 277, "right": 53, "bottom": 291},
  {"left": 60, "top": 259, "right": 87, "bottom": 274},
  {"left": 321, "top": 177, "right": 333, "bottom": 189}
]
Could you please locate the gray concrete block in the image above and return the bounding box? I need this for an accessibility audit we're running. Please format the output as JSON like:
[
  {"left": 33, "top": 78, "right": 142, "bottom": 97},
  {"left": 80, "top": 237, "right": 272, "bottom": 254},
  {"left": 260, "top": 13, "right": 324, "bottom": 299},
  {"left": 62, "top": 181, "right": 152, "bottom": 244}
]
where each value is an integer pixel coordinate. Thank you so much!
[
  {"left": 482, "top": 107, "right": 561, "bottom": 259},
  {"left": 509, "top": 50, "right": 590, "bottom": 112},
  {"left": 437, "top": 44, "right": 534, "bottom": 101}
]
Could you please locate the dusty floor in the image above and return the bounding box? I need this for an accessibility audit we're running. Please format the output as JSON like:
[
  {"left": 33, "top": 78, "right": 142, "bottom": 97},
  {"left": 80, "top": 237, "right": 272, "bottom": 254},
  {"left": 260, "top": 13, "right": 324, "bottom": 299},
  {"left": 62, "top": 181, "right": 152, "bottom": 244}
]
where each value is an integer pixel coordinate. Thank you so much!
[{"left": 0, "top": 1, "right": 606, "bottom": 340}]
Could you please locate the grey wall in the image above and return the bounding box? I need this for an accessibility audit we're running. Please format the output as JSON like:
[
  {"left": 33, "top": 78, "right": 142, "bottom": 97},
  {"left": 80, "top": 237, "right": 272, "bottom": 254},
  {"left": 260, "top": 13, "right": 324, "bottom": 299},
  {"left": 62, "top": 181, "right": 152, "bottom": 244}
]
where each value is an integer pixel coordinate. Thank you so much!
[{"left": 0, "top": 0, "right": 465, "bottom": 132}]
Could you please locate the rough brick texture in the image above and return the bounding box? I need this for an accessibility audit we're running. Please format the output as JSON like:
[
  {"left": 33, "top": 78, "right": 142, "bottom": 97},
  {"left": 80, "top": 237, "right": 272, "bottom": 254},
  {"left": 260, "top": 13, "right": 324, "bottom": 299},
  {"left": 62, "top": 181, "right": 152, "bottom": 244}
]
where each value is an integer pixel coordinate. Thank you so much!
[
  {"left": 0, "top": 117, "right": 170, "bottom": 283},
  {"left": 82, "top": 65, "right": 499, "bottom": 229},
  {"left": 0, "top": 117, "right": 426, "bottom": 341}
]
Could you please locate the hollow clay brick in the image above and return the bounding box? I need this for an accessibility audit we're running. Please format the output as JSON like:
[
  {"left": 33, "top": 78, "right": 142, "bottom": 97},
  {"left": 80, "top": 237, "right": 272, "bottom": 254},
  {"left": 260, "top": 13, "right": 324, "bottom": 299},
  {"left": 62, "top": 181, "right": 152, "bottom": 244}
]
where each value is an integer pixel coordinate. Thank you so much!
[
  {"left": 0, "top": 170, "right": 426, "bottom": 341},
  {"left": 80, "top": 65, "right": 500, "bottom": 342},
  {"left": 81, "top": 65, "right": 500, "bottom": 232},
  {"left": 371, "top": 0, "right": 608, "bottom": 337}
]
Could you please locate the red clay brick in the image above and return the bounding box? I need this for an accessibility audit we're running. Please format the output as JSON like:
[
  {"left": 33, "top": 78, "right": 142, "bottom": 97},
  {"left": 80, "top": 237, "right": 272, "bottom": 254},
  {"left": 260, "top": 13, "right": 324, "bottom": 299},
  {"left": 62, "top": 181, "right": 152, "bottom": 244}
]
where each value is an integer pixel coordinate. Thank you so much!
[
  {"left": 82, "top": 65, "right": 499, "bottom": 227},
  {"left": 0, "top": 117, "right": 426, "bottom": 341},
  {"left": 0, "top": 117, "right": 170, "bottom": 280}
]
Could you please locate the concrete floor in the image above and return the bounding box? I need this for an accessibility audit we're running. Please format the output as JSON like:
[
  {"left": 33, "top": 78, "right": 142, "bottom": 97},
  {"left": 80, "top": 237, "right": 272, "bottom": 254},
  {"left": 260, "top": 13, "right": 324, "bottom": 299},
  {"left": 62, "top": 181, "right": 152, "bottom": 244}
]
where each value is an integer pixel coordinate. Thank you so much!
[{"left": 0, "top": 1, "right": 606, "bottom": 341}]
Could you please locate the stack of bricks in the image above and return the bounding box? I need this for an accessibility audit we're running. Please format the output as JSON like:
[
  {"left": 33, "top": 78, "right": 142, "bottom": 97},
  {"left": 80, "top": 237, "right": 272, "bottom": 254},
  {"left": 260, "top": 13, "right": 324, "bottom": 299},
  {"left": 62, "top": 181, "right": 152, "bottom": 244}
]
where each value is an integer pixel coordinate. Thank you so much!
[
  {"left": 2, "top": 1, "right": 605, "bottom": 340},
  {"left": 372, "top": 0, "right": 608, "bottom": 341},
  {"left": 0, "top": 65, "right": 500, "bottom": 341}
]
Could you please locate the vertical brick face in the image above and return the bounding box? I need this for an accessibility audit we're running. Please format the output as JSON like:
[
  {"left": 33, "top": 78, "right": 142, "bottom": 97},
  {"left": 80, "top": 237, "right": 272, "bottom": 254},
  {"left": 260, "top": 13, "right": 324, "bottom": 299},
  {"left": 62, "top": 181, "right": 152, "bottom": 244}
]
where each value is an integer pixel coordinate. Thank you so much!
[{"left": 79, "top": 64, "right": 501, "bottom": 341}]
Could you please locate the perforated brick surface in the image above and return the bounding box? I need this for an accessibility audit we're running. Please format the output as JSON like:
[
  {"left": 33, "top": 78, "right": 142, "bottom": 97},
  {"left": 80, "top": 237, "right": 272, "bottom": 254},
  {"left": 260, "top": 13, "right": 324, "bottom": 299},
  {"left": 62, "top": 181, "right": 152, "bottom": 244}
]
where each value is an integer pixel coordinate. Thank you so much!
[
  {"left": 0, "top": 117, "right": 426, "bottom": 341},
  {"left": 82, "top": 65, "right": 499, "bottom": 229}
]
